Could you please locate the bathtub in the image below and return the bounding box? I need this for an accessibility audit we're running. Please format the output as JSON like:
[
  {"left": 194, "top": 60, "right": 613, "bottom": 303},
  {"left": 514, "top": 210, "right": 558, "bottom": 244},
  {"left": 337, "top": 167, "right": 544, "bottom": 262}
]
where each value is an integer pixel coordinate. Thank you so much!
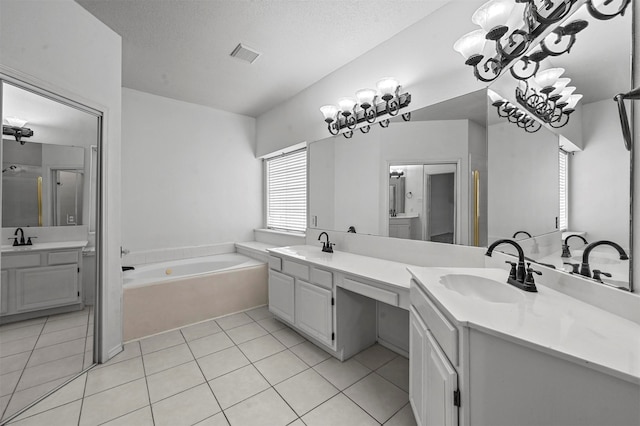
[{"left": 123, "top": 253, "right": 268, "bottom": 341}]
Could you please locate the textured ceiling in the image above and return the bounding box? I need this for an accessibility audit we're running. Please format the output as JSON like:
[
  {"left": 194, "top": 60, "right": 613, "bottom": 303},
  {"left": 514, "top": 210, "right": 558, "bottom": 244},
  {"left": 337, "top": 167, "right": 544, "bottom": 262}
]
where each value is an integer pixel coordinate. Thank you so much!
[{"left": 76, "top": 0, "right": 449, "bottom": 117}]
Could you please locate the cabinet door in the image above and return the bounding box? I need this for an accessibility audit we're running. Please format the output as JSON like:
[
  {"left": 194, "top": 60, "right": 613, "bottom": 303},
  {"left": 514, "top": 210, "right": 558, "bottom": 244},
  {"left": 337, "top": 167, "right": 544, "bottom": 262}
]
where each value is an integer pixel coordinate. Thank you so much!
[
  {"left": 425, "top": 329, "right": 458, "bottom": 426},
  {"left": 295, "top": 279, "right": 333, "bottom": 347},
  {"left": 16, "top": 264, "right": 79, "bottom": 312},
  {"left": 410, "top": 308, "right": 427, "bottom": 426},
  {"left": 1, "top": 270, "right": 9, "bottom": 314},
  {"left": 268, "top": 270, "right": 295, "bottom": 323}
]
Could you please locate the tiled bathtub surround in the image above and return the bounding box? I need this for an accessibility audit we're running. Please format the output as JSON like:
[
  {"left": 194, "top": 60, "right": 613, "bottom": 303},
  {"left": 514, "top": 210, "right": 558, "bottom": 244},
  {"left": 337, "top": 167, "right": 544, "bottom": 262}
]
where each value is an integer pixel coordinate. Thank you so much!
[
  {"left": 0, "top": 307, "right": 94, "bottom": 423},
  {"left": 5, "top": 307, "right": 415, "bottom": 426}
]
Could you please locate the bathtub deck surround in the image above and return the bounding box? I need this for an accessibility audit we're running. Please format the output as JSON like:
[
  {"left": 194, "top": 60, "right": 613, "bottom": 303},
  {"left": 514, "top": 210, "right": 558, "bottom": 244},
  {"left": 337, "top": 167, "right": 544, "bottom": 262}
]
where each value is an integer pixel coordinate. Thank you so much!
[
  {"left": 6, "top": 307, "right": 414, "bottom": 426},
  {"left": 123, "top": 253, "right": 268, "bottom": 340},
  {"left": 409, "top": 266, "right": 640, "bottom": 426}
]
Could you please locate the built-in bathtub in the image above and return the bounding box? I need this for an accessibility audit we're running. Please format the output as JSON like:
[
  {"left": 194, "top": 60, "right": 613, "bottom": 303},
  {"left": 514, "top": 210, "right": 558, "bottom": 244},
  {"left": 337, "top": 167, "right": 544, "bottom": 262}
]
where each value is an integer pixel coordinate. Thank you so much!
[{"left": 123, "top": 253, "right": 268, "bottom": 341}]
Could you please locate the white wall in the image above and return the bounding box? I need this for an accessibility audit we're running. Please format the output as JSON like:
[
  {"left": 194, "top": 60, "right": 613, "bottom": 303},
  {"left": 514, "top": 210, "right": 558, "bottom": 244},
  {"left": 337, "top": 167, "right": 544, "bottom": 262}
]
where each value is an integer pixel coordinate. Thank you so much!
[
  {"left": 0, "top": 0, "right": 123, "bottom": 360},
  {"left": 570, "top": 99, "right": 630, "bottom": 247},
  {"left": 488, "top": 121, "right": 559, "bottom": 242},
  {"left": 121, "top": 88, "right": 261, "bottom": 252},
  {"left": 634, "top": 0, "right": 639, "bottom": 292},
  {"left": 255, "top": 0, "right": 485, "bottom": 157}
]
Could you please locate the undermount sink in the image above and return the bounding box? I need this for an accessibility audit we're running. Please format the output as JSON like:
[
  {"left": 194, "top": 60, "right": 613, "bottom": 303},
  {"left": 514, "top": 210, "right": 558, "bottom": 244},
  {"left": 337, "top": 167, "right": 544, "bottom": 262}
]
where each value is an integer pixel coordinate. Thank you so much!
[{"left": 439, "top": 274, "right": 524, "bottom": 303}]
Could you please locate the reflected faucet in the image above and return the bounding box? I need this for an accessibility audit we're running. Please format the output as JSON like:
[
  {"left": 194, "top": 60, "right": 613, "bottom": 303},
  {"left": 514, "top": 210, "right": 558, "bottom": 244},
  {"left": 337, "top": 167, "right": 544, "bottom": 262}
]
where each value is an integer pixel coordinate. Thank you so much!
[
  {"left": 486, "top": 239, "right": 538, "bottom": 292},
  {"left": 561, "top": 234, "right": 588, "bottom": 258},
  {"left": 512, "top": 231, "right": 532, "bottom": 239},
  {"left": 580, "top": 240, "right": 628, "bottom": 278},
  {"left": 318, "top": 232, "right": 334, "bottom": 253},
  {"left": 10, "top": 227, "right": 33, "bottom": 246}
]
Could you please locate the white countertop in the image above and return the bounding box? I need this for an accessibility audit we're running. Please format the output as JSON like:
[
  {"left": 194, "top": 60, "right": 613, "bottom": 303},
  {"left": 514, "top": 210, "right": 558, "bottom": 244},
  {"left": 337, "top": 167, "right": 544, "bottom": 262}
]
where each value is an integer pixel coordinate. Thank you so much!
[
  {"left": 267, "top": 245, "right": 414, "bottom": 291},
  {"left": 390, "top": 213, "right": 419, "bottom": 219},
  {"left": 409, "top": 266, "right": 640, "bottom": 384},
  {"left": 1, "top": 240, "right": 88, "bottom": 253}
]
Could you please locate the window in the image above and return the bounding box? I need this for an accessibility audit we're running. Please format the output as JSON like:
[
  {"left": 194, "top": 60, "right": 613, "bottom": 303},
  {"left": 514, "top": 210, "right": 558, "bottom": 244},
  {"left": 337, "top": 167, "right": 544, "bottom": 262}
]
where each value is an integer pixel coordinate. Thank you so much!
[
  {"left": 265, "top": 149, "right": 307, "bottom": 233},
  {"left": 558, "top": 149, "right": 568, "bottom": 231}
]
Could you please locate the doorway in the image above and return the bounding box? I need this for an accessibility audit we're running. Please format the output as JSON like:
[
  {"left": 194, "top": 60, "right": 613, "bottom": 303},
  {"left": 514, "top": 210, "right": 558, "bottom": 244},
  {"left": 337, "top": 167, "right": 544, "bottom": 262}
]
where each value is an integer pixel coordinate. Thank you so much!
[
  {"left": 423, "top": 164, "right": 457, "bottom": 244},
  {"left": 0, "top": 79, "right": 102, "bottom": 422}
]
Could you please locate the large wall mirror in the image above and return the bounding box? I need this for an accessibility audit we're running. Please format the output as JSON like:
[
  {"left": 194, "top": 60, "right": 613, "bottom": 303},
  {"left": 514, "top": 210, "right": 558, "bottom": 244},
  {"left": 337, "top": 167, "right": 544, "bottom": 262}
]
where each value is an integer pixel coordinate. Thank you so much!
[
  {"left": 308, "top": 4, "right": 632, "bottom": 290},
  {"left": 1, "top": 81, "right": 101, "bottom": 421}
]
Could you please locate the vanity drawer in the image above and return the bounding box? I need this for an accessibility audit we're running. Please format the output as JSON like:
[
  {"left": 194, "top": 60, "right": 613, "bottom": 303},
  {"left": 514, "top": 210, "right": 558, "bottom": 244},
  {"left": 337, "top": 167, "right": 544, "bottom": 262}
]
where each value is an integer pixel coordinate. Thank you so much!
[
  {"left": 268, "top": 255, "right": 282, "bottom": 271},
  {"left": 282, "top": 259, "right": 310, "bottom": 281},
  {"left": 341, "top": 277, "right": 398, "bottom": 306},
  {"left": 310, "top": 267, "right": 332, "bottom": 290},
  {"left": 48, "top": 250, "right": 79, "bottom": 265},
  {"left": 411, "top": 281, "right": 458, "bottom": 365},
  {"left": 2, "top": 253, "right": 41, "bottom": 269}
]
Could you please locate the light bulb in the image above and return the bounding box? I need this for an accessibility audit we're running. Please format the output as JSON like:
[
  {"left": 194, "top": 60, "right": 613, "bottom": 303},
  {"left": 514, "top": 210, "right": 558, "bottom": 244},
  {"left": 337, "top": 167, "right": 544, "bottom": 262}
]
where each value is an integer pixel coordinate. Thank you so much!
[
  {"left": 472, "top": 0, "right": 515, "bottom": 32},
  {"left": 355, "top": 89, "right": 377, "bottom": 108},
  {"left": 550, "top": 78, "right": 571, "bottom": 96},
  {"left": 376, "top": 78, "right": 399, "bottom": 100},
  {"left": 534, "top": 68, "right": 565, "bottom": 89},
  {"left": 337, "top": 97, "right": 357, "bottom": 115},
  {"left": 319, "top": 105, "right": 338, "bottom": 122},
  {"left": 454, "top": 29, "right": 486, "bottom": 60},
  {"left": 565, "top": 94, "right": 582, "bottom": 109},
  {"left": 557, "top": 87, "right": 576, "bottom": 104},
  {"left": 4, "top": 116, "right": 28, "bottom": 127}
]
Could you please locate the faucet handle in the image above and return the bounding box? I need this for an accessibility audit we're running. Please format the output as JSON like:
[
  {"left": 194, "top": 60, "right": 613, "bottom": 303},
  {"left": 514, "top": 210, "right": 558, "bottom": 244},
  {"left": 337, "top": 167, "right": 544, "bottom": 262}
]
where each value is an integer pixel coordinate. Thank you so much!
[
  {"left": 592, "top": 269, "right": 612, "bottom": 283},
  {"left": 524, "top": 263, "right": 542, "bottom": 287},
  {"left": 26, "top": 236, "right": 36, "bottom": 245},
  {"left": 504, "top": 261, "right": 517, "bottom": 280}
]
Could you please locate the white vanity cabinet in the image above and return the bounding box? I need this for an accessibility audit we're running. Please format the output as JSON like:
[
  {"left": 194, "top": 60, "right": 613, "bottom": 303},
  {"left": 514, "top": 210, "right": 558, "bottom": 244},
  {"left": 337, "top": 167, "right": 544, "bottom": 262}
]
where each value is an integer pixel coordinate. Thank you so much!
[
  {"left": 409, "top": 268, "right": 640, "bottom": 426},
  {"left": 268, "top": 254, "right": 335, "bottom": 349},
  {"left": 410, "top": 284, "right": 459, "bottom": 426},
  {"left": 1, "top": 246, "right": 84, "bottom": 321}
]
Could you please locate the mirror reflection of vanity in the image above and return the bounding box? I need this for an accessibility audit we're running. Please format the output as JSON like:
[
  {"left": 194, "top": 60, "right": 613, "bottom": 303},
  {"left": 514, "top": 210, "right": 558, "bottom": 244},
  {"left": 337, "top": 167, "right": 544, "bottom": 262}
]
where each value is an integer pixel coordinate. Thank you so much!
[
  {"left": 0, "top": 80, "right": 101, "bottom": 421},
  {"left": 308, "top": 4, "right": 632, "bottom": 290}
]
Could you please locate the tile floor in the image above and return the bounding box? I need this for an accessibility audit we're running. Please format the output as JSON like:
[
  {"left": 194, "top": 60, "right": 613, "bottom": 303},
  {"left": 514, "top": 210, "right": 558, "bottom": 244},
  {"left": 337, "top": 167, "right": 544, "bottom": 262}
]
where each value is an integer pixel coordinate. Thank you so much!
[
  {"left": 2, "top": 306, "right": 416, "bottom": 426},
  {"left": 0, "top": 307, "right": 94, "bottom": 423}
]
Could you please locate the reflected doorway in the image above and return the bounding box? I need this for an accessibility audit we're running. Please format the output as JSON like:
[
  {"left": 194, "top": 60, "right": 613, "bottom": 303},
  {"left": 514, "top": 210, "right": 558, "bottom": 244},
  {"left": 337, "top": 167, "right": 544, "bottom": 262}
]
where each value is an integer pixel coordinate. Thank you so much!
[
  {"left": 388, "top": 163, "right": 457, "bottom": 243},
  {"left": 424, "top": 164, "right": 457, "bottom": 244}
]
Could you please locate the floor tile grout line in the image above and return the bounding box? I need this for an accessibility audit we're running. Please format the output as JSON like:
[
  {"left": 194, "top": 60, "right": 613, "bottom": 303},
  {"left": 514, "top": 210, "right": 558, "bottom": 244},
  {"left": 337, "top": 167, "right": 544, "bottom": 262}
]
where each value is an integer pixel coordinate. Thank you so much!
[
  {"left": 22, "top": 338, "right": 88, "bottom": 371},
  {"left": 76, "top": 372, "right": 88, "bottom": 426},
  {"left": 181, "top": 327, "right": 231, "bottom": 426},
  {"left": 0, "top": 315, "right": 49, "bottom": 421},
  {"left": 139, "top": 340, "right": 157, "bottom": 426},
  {"left": 340, "top": 369, "right": 408, "bottom": 425}
]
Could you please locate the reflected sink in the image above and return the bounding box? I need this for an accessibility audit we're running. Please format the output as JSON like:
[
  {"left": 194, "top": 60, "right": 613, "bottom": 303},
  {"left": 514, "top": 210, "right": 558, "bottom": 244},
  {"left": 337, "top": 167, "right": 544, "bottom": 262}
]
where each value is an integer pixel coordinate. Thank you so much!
[
  {"left": 439, "top": 274, "right": 523, "bottom": 303},
  {"left": 571, "top": 255, "right": 620, "bottom": 265}
]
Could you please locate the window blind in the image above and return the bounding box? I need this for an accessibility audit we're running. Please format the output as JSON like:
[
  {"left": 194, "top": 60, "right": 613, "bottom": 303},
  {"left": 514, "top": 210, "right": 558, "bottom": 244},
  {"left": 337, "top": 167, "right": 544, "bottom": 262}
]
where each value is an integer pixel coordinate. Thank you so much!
[
  {"left": 558, "top": 150, "right": 568, "bottom": 231},
  {"left": 266, "top": 149, "right": 307, "bottom": 233}
]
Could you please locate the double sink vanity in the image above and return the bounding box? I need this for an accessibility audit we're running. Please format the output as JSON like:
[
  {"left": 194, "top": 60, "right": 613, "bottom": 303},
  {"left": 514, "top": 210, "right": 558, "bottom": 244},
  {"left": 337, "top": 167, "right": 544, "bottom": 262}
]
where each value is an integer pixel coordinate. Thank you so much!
[{"left": 266, "top": 242, "right": 640, "bottom": 426}]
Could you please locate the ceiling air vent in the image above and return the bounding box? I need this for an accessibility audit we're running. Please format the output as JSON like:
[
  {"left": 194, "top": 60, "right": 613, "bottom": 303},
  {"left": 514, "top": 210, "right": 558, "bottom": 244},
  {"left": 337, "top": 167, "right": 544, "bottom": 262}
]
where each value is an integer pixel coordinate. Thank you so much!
[{"left": 230, "top": 43, "right": 260, "bottom": 64}]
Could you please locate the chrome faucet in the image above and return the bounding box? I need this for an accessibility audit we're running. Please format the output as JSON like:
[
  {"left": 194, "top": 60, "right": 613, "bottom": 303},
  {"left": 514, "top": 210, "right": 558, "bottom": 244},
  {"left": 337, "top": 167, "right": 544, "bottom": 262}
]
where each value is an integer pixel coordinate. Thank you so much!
[
  {"left": 579, "top": 240, "right": 628, "bottom": 278},
  {"left": 318, "top": 232, "right": 334, "bottom": 253},
  {"left": 561, "top": 234, "right": 588, "bottom": 258},
  {"left": 485, "top": 239, "right": 538, "bottom": 292}
]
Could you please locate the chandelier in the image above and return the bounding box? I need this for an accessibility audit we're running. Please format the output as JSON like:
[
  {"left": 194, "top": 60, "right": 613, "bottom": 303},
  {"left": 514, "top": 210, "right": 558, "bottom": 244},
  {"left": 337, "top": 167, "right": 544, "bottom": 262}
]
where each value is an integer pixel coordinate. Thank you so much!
[
  {"left": 453, "top": 0, "right": 631, "bottom": 83},
  {"left": 320, "top": 78, "right": 411, "bottom": 139},
  {"left": 515, "top": 67, "right": 582, "bottom": 128},
  {"left": 2, "top": 116, "right": 33, "bottom": 144}
]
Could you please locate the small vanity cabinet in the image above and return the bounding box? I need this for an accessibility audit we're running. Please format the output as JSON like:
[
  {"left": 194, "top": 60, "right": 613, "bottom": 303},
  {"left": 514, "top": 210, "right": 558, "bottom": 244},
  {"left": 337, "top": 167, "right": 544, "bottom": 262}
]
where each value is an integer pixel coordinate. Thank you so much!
[
  {"left": 410, "top": 281, "right": 459, "bottom": 426},
  {"left": 1, "top": 245, "right": 84, "bottom": 321},
  {"left": 268, "top": 254, "right": 336, "bottom": 349}
]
